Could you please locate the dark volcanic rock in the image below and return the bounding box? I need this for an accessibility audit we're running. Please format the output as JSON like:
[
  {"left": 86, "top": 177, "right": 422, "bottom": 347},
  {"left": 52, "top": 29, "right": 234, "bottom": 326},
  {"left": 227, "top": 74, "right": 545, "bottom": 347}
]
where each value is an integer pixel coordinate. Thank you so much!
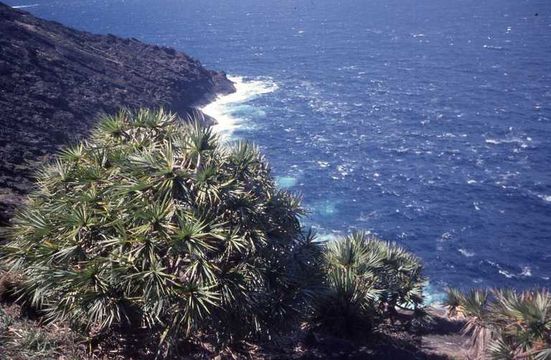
[{"left": 0, "top": 2, "right": 235, "bottom": 226}]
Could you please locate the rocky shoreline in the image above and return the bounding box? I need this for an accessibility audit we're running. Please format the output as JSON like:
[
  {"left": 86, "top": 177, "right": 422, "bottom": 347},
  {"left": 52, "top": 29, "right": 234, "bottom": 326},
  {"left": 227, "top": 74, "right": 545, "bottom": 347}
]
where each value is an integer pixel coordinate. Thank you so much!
[{"left": 0, "top": 2, "right": 235, "bottom": 225}]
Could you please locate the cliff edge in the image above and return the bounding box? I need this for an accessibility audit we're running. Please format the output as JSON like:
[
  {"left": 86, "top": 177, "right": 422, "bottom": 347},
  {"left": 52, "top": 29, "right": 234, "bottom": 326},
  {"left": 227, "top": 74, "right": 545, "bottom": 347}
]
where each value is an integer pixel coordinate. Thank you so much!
[{"left": 0, "top": 2, "right": 235, "bottom": 225}]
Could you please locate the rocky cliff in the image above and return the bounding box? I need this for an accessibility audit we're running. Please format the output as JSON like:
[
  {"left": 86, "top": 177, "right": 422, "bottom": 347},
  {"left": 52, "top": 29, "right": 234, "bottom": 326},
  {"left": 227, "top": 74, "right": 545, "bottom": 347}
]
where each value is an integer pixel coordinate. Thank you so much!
[{"left": 0, "top": 2, "right": 235, "bottom": 225}]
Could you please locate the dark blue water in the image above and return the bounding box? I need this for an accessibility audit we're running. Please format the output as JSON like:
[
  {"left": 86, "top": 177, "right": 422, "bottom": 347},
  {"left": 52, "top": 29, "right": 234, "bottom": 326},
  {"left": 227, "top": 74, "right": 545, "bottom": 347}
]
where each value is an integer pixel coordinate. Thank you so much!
[{"left": 9, "top": 0, "right": 551, "bottom": 298}]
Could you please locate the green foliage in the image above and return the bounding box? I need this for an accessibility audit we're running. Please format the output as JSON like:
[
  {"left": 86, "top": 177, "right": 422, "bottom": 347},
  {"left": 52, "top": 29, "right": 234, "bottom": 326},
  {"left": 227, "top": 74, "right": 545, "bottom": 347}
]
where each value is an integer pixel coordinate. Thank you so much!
[
  {"left": 14, "top": 328, "right": 60, "bottom": 358},
  {"left": 310, "top": 232, "right": 425, "bottom": 338},
  {"left": 0, "top": 109, "right": 319, "bottom": 354},
  {"left": 445, "top": 288, "right": 551, "bottom": 359},
  {"left": 0, "top": 306, "right": 11, "bottom": 334}
]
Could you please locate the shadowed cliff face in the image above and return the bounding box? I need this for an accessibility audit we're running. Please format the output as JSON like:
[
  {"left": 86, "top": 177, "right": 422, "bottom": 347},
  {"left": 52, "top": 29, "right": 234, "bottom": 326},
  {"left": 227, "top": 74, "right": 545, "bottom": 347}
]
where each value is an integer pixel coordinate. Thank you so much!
[{"left": 0, "top": 2, "right": 235, "bottom": 225}]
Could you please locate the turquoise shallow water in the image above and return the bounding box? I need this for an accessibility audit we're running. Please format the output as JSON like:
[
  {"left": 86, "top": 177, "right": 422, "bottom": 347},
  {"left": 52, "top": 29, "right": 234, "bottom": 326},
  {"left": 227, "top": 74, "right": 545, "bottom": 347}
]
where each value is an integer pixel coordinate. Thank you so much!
[{"left": 9, "top": 0, "right": 551, "bottom": 295}]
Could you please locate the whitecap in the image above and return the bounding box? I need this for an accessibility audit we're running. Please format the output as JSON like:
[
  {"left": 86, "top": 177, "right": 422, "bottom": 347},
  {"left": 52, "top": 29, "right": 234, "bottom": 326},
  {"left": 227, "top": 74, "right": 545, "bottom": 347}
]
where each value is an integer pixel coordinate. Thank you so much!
[
  {"left": 438, "top": 232, "right": 453, "bottom": 242},
  {"left": 485, "top": 137, "right": 528, "bottom": 147},
  {"left": 520, "top": 266, "right": 532, "bottom": 277},
  {"left": 336, "top": 164, "right": 354, "bottom": 177},
  {"left": 483, "top": 44, "right": 504, "bottom": 50},
  {"left": 459, "top": 248, "right": 475, "bottom": 257},
  {"left": 11, "top": 3, "right": 39, "bottom": 8},
  {"left": 499, "top": 270, "right": 515, "bottom": 278}
]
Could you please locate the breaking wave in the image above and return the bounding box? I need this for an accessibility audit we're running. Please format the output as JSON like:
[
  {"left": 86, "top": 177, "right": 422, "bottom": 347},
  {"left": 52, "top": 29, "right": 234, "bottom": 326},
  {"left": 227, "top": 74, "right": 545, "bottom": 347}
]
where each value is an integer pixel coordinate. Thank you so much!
[{"left": 201, "top": 75, "right": 278, "bottom": 139}]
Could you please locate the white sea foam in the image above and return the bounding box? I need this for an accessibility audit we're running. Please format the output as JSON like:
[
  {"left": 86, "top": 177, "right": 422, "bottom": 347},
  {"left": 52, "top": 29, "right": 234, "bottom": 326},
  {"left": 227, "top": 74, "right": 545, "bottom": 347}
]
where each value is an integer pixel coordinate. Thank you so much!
[
  {"left": 438, "top": 231, "right": 453, "bottom": 242},
  {"left": 201, "top": 75, "right": 278, "bottom": 139},
  {"left": 520, "top": 266, "right": 532, "bottom": 277},
  {"left": 487, "top": 260, "right": 535, "bottom": 279},
  {"left": 499, "top": 270, "right": 515, "bottom": 278},
  {"left": 485, "top": 137, "right": 530, "bottom": 146},
  {"left": 483, "top": 44, "right": 504, "bottom": 50},
  {"left": 459, "top": 248, "right": 475, "bottom": 257},
  {"left": 11, "top": 3, "right": 39, "bottom": 8}
]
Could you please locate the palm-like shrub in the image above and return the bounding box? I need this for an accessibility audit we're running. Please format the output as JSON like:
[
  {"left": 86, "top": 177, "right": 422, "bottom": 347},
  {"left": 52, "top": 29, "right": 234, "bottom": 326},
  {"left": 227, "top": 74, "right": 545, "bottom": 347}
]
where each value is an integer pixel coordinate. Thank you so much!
[
  {"left": 0, "top": 109, "right": 319, "bottom": 354},
  {"left": 446, "top": 288, "right": 492, "bottom": 358},
  {"left": 310, "top": 232, "right": 425, "bottom": 338},
  {"left": 445, "top": 288, "right": 551, "bottom": 359}
]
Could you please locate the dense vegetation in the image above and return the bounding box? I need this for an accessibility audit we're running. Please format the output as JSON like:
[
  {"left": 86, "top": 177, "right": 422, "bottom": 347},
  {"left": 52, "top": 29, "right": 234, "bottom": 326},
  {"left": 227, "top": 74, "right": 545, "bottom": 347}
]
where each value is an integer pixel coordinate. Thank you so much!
[
  {"left": 445, "top": 288, "right": 551, "bottom": 359},
  {"left": 310, "top": 232, "right": 425, "bottom": 338},
  {"left": 0, "top": 109, "right": 319, "bottom": 356}
]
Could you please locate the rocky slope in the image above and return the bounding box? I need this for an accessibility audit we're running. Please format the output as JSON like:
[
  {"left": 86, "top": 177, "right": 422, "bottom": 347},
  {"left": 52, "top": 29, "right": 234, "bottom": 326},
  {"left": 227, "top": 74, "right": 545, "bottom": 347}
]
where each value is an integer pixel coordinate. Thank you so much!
[{"left": 0, "top": 2, "right": 235, "bottom": 225}]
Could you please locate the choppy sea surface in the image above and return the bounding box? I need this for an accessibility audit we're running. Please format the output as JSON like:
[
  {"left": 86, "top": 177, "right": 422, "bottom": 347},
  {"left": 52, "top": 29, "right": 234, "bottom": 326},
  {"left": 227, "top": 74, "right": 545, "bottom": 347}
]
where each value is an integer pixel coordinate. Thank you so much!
[{"left": 9, "top": 0, "right": 551, "bottom": 300}]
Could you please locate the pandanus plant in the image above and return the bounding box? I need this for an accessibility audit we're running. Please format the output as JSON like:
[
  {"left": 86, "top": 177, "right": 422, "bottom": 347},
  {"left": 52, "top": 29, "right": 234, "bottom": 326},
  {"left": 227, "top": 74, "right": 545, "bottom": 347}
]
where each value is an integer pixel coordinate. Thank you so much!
[
  {"left": 0, "top": 109, "right": 320, "bottom": 356},
  {"left": 310, "top": 232, "right": 425, "bottom": 338},
  {"left": 445, "top": 288, "right": 551, "bottom": 359}
]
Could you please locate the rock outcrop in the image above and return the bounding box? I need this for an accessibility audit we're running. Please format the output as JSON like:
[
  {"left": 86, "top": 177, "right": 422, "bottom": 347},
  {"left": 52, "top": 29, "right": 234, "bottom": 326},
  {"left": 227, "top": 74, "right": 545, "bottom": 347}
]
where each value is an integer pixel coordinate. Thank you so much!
[{"left": 0, "top": 2, "right": 235, "bottom": 225}]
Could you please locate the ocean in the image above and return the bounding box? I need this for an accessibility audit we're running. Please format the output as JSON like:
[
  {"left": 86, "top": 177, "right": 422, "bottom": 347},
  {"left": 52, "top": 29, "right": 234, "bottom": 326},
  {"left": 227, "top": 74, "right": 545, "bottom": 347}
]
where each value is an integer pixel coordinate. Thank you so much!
[{"left": 8, "top": 0, "right": 551, "bottom": 300}]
